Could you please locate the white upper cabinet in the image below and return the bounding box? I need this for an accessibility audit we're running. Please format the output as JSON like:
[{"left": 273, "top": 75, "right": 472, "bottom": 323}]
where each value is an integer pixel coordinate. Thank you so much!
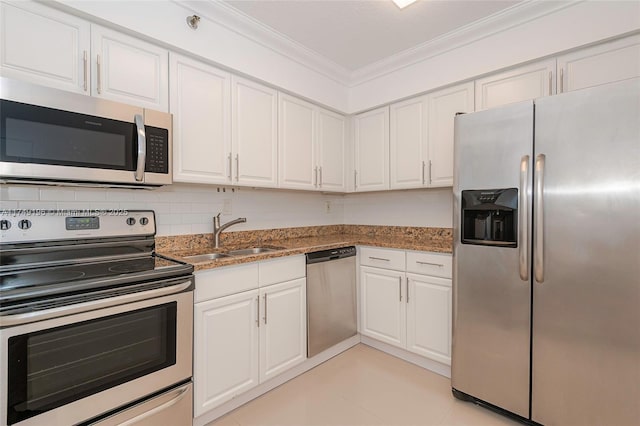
[
  {"left": 0, "top": 1, "right": 90, "bottom": 94},
  {"left": 390, "top": 95, "right": 428, "bottom": 190},
  {"left": 316, "top": 108, "right": 346, "bottom": 192},
  {"left": 278, "top": 93, "right": 316, "bottom": 190},
  {"left": 475, "top": 59, "right": 556, "bottom": 111},
  {"left": 91, "top": 25, "right": 168, "bottom": 111},
  {"left": 170, "top": 53, "right": 231, "bottom": 184},
  {"left": 232, "top": 76, "right": 278, "bottom": 188},
  {"left": 426, "top": 82, "right": 474, "bottom": 187},
  {"left": 557, "top": 34, "right": 640, "bottom": 93},
  {"left": 353, "top": 106, "right": 390, "bottom": 192}
]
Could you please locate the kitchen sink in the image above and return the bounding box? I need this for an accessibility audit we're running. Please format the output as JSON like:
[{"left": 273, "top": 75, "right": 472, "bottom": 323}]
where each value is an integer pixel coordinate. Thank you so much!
[
  {"left": 227, "top": 247, "right": 284, "bottom": 256},
  {"left": 183, "top": 253, "right": 231, "bottom": 262}
]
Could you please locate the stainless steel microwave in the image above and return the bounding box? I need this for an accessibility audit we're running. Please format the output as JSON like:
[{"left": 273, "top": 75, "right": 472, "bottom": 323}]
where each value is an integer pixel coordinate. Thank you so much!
[{"left": 0, "top": 77, "right": 172, "bottom": 187}]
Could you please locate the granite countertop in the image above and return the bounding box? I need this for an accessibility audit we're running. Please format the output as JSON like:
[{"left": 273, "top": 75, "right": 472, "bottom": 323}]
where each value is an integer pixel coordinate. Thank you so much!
[{"left": 158, "top": 225, "right": 452, "bottom": 272}]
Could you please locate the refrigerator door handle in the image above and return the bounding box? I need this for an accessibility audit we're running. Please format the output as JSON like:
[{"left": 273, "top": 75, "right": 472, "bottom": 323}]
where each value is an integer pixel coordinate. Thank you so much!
[
  {"left": 519, "top": 155, "right": 530, "bottom": 281},
  {"left": 534, "top": 154, "right": 546, "bottom": 283}
]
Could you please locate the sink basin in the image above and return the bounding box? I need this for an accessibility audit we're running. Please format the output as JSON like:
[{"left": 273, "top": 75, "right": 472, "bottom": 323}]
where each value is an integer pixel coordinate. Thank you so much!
[
  {"left": 183, "top": 253, "right": 231, "bottom": 262},
  {"left": 228, "top": 247, "right": 284, "bottom": 256}
]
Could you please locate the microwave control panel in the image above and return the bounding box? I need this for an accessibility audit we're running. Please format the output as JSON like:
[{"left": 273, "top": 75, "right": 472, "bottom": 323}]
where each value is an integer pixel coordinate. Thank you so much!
[{"left": 145, "top": 126, "right": 169, "bottom": 174}]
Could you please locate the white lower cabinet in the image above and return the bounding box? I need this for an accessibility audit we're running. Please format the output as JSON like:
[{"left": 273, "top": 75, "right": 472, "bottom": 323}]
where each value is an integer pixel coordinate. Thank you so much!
[
  {"left": 194, "top": 289, "right": 259, "bottom": 416},
  {"left": 259, "top": 278, "right": 307, "bottom": 382},
  {"left": 194, "top": 257, "right": 306, "bottom": 417},
  {"left": 360, "top": 266, "right": 405, "bottom": 347},
  {"left": 406, "top": 273, "right": 452, "bottom": 364},
  {"left": 359, "top": 247, "right": 452, "bottom": 365}
]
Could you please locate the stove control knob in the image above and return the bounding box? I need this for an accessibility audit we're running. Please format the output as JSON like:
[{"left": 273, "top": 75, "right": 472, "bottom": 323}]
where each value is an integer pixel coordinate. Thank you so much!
[
  {"left": 139, "top": 217, "right": 149, "bottom": 226},
  {"left": 18, "top": 219, "right": 31, "bottom": 230},
  {"left": 126, "top": 217, "right": 136, "bottom": 226},
  {"left": 0, "top": 220, "right": 11, "bottom": 230}
]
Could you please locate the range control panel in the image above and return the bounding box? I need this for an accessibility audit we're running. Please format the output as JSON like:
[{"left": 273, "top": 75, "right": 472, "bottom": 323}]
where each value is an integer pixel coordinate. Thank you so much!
[{"left": 0, "top": 210, "right": 156, "bottom": 244}]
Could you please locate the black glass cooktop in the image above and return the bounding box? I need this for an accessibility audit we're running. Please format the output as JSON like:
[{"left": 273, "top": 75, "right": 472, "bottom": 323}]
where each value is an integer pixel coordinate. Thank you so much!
[{"left": 0, "top": 254, "right": 192, "bottom": 306}]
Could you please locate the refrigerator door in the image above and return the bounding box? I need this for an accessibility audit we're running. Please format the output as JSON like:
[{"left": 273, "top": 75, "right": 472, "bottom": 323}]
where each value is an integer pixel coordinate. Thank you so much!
[
  {"left": 532, "top": 78, "right": 640, "bottom": 425},
  {"left": 452, "top": 101, "right": 533, "bottom": 418}
]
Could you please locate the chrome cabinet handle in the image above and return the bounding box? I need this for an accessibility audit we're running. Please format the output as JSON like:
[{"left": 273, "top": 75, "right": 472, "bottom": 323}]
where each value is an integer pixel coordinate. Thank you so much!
[
  {"left": 559, "top": 68, "right": 564, "bottom": 93},
  {"left": 319, "top": 166, "right": 323, "bottom": 187},
  {"left": 96, "top": 54, "right": 102, "bottom": 94},
  {"left": 428, "top": 160, "right": 433, "bottom": 184},
  {"left": 256, "top": 295, "right": 260, "bottom": 327},
  {"left": 534, "top": 154, "right": 546, "bottom": 283},
  {"left": 235, "top": 155, "right": 239, "bottom": 181},
  {"left": 354, "top": 170, "right": 358, "bottom": 190},
  {"left": 405, "top": 276, "right": 409, "bottom": 304},
  {"left": 83, "top": 50, "right": 88, "bottom": 92},
  {"left": 314, "top": 166, "right": 318, "bottom": 187},
  {"left": 398, "top": 276, "right": 402, "bottom": 302},
  {"left": 519, "top": 155, "right": 530, "bottom": 281},
  {"left": 548, "top": 71, "right": 552, "bottom": 96},
  {"left": 263, "top": 293, "right": 267, "bottom": 324},
  {"left": 421, "top": 161, "right": 426, "bottom": 185},
  {"left": 369, "top": 256, "right": 390, "bottom": 262},
  {"left": 228, "top": 153, "right": 232, "bottom": 181},
  {"left": 415, "top": 261, "right": 443, "bottom": 267},
  {"left": 134, "top": 114, "right": 146, "bottom": 182}
]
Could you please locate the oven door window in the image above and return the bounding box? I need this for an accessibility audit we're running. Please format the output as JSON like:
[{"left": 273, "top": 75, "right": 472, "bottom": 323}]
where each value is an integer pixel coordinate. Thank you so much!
[
  {"left": 6, "top": 303, "right": 177, "bottom": 426},
  {"left": 0, "top": 99, "right": 135, "bottom": 170}
]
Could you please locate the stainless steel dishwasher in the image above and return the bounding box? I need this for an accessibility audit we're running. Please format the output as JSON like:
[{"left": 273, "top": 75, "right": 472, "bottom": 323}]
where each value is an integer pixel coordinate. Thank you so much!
[{"left": 306, "top": 246, "right": 357, "bottom": 357}]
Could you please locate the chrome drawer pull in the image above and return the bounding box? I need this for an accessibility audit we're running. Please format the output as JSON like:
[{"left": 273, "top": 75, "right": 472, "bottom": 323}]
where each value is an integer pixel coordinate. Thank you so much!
[
  {"left": 369, "top": 256, "right": 390, "bottom": 262},
  {"left": 415, "top": 261, "right": 444, "bottom": 267}
]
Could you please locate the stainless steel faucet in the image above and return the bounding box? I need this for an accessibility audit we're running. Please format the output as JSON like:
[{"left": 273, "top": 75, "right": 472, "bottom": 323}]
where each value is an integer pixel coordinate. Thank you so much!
[{"left": 213, "top": 213, "right": 247, "bottom": 248}]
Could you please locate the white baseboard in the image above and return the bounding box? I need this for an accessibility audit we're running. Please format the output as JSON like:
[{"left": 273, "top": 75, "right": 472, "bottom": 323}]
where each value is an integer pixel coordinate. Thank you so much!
[
  {"left": 360, "top": 335, "right": 451, "bottom": 379},
  {"left": 194, "top": 335, "right": 360, "bottom": 426}
]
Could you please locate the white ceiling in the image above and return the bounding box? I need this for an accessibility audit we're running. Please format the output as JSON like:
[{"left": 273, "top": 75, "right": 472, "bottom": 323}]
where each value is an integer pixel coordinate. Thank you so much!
[{"left": 222, "top": 0, "right": 522, "bottom": 72}]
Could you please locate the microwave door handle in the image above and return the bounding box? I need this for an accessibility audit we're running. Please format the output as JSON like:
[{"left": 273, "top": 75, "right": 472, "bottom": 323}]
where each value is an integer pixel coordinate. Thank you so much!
[{"left": 134, "top": 114, "right": 146, "bottom": 182}]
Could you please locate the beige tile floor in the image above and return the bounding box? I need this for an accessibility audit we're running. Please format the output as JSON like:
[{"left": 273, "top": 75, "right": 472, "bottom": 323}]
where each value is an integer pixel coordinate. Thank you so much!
[{"left": 208, "top": 344, "right": 520, "bottom": 426}]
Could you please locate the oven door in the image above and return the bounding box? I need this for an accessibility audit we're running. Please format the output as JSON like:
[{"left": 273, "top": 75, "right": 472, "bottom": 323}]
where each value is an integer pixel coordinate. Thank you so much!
[{"left": 0, "top": 285, "right": 192, "bottom": 426}]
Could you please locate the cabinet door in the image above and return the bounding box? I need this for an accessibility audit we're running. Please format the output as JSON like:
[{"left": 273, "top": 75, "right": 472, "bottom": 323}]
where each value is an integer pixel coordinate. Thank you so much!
[
  {"left": 317, "top": 108, "right": 346, "bottom": 192},
  {"left": 475, "top": 59, "right": 555, "bottom": 111},
  {"left": 360, "top": 266, "right": 405, "bottom": 348},
  {"left": 259, "top": 278, "right": 306, "bottom": 382},
  {"left": 232, "top": 76, "right": 278, "bottom": 187},
  {"left": 91, "top": 25, "right": 168, "bottom": 111},
  {"left": 194, "top": 290, "right": 259, "bottom": 416},
  {"left": 0, "top": 1, "right": 90, "bottom": 94},
  {"left": 278, "top": 93, "right": 316, "bottom": 190},
  {"left": 426, "top": 82, "right": 474, "bottom": 187},
  {"left": 353, "top": 106, "right": 390, "bottom": 192},
  {"left": 406, "top": 274, "right": 452, "bottom": 365},
  {"left": 557, "top": 34, "right": 640, "bottom": 93},
  {"left": 389, "top": 96, "right": 428, "bottom": 189},
  {"left": 170, "top": 53, "right": 231, "bottom": 184}
]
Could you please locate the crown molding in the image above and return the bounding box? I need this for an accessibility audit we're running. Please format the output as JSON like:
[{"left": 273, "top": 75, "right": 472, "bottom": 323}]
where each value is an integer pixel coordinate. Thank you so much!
[
  {"left": 180, "top": 1, "right": 584, "bottom": 88},
  {"left": 349, "top": 0, "right": 580, "bottom": 86},
  {"left": 179, "top": 0, "right": 352, "bottom": 86}
]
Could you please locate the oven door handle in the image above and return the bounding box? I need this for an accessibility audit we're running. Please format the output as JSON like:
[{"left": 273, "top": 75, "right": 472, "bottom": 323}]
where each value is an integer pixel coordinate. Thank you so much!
[
  {"left": 134, "top": 114, "right": 146, "bottom": 182},
  {"left": 0, "top": 279, "right": 192, "bottom": 327}
]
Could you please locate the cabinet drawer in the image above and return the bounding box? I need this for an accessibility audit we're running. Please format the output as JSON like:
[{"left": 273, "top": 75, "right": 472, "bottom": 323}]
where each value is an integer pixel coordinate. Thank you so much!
[
  {"left": 359, "top": 247, "right": 405, "bottom": 271},
  {"left": 195, "top": 263, "right": 259, "bottom": 302},
  {"left": 259, "top": 255, "right": 305, "bottom": 287},
  {"left": 406, "top": 251, "right": 452, "bottom": 278}
]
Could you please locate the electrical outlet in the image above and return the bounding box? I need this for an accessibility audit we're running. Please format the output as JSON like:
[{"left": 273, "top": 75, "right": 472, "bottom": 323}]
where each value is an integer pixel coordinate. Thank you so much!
[
  {"left": 325, "top": 201, "right": 331, "bottom": 214},
  {"left": 222, "top": 199, "right": 232, "bottom": 215}
]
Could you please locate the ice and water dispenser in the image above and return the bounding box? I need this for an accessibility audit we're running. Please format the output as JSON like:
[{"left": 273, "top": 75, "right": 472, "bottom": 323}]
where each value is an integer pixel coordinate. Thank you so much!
[{"left": 461, "top": 188, "right": 518, "bottom": 247}]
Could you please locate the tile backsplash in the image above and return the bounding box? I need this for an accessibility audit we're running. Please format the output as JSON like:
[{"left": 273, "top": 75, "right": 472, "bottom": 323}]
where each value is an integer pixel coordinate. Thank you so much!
[
  {"left": 0, "top": 184, "right": 453, "bottom": 235},
  {"left": 0, "top": 183, "right": 344, "bottom": 236}
]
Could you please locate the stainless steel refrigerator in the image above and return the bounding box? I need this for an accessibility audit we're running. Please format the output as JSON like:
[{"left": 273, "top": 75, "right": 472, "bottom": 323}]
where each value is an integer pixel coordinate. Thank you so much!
[{"left": 451, "top": 77, "right": 640, "bottom": 425}]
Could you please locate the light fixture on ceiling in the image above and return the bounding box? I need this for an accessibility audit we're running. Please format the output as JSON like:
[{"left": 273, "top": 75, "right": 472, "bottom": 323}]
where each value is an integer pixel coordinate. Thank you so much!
[
  {"left": 186, "top": 14, "right": 201, "bottom": 30},
  {"left": 392, "top": 0, "right": 418, "bottom": 9}
]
